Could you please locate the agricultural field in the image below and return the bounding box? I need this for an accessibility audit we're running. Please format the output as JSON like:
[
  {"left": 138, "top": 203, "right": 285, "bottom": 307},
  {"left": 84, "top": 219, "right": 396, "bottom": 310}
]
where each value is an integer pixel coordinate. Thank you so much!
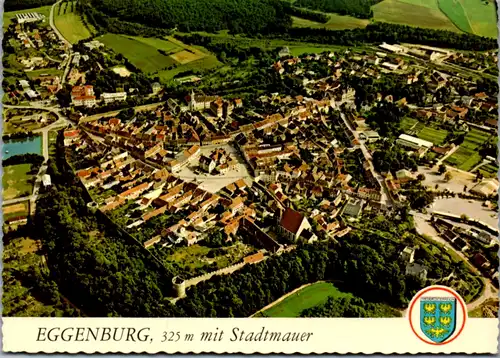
[
  {"left": 258, "top": 282, "right": 352, "bottom": 317},
  {"left": 292, "top": 13, "right": 369, "bottom": 30},
  {"left": 3, "top": 5, "right": 52, "bottom": 29},
  {"left": 416, "top": 126, "right": 448, "bottom": 145},
  {"left": 3, "top": 202, "right": 29, "bottom": 221},
  {"left": 476, "top": 163, "right": 499, "bottom": 178},
  {"left": 98, "top": 34, "right": 220, "bottom": 80},
  {"left": 437, "top": 0, "right": 473, "bottom": 33},
  {"left": 3, "top": 164, "right": 35, "bottom": 201},
  {"left": 460, "top": 0, "right": 498, "bottom": 38},
  {"left": 438, "top": 0, "right": 497, "bottom": 38},
  {"left": 54, "top": 1, "right": 94, "bottom": 44},
  {"left": 373, "top": 0, "right": 460, "bottom": 31},
  {"left": 445, "top": 128, "right": 491, "bottom": 170},
  {"left": 445, "top": 147, "right": 482, "bottom": 171},
  {"left": 460, "top": 128, "right": 491, "bottom": 150}
]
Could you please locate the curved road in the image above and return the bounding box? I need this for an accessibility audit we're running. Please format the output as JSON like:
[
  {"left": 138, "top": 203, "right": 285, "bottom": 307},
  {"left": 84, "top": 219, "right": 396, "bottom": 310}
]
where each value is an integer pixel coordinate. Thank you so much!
[
  {"left": 412, "top": 211, "right": 498, "bottom": 312},
  {"left": 49, "top": 0, "right": 71, "bottom": 47}
]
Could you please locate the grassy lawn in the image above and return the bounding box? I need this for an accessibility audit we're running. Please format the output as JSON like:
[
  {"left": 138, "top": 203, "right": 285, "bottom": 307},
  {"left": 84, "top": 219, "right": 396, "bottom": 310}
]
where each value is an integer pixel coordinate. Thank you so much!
[
  {"left": 165, "top": 242, "right": 254, "bottom": 277},
  {"left": 99, "top": 33, "right": 179, "bottom": 73},
  {"left": 260, "top": 282, "right": 352, "bottom": 317},
  {"left": 416, "top": 126, "right": 448, "bottom": 145},
  {"left": 460, "top": 0, "right": 498, "bottom": 38},
  {"left": 26, "top": 68, "right": 63, "bottom": 79},
  {"left": 130, "top": 36, "right": 181, "bottom": 54},
  {"left": 54, "top": 2, "right": 93, "bottom": 44},
  {"left": 3, "top": 164, "right": 35, "bottom": 201},
  {"left": 157, "top": 55, "right": 221, "bottom": 81},
  {"left": 48, "top": 130, "right": 58, "bottom": 158},
  {"left": 437, "top": 0, "right": 474, "bottom": 33},
  {"left": 292, "top": 13, "right": 369, "bottom": 30},
  {"left": 373, "top": 0, "right": 460, "bottom": 31},
  {"left": 400, "top": 117, "right": 419, "bottom": 132},
  {"left": 3, "top": 5, "right": 52, "bottom": 29},
  {"left": 98, "top": 34, "right": 220, "bottom": 79}
]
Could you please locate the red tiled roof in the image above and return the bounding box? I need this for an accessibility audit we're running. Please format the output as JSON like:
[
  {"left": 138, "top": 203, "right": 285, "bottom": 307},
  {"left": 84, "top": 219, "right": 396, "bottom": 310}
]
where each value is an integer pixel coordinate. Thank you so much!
[{"left": 280, "top": 208, "right": 304, "bottom": 234}]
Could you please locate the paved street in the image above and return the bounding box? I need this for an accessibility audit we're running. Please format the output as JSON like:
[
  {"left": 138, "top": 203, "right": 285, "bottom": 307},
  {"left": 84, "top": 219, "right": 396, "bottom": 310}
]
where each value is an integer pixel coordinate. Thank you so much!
[
  {"left": 340, "top": 112, "right": 392, "bottom": 207},
  {"left": 412, "top": 211, "right": 498, "bottom": 311}
]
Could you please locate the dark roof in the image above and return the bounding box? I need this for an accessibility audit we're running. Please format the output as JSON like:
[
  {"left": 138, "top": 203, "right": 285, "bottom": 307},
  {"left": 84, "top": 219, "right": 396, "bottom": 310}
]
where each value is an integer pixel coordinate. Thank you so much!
[{"left": 280, "top": 208, "right": 304, "bottom": 234}]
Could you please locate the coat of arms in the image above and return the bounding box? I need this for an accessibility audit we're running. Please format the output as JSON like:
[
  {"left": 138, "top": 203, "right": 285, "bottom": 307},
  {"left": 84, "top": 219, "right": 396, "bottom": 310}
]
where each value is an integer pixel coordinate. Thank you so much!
[{"left": 420, "top": 297, "right": 457, "bottom": 343}]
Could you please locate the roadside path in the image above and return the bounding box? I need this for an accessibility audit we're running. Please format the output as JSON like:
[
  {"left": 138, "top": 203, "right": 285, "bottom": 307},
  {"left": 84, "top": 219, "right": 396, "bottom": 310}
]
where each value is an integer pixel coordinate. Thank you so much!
[{"left": 411, "top": 211, "right": 498, "bottom": 311}]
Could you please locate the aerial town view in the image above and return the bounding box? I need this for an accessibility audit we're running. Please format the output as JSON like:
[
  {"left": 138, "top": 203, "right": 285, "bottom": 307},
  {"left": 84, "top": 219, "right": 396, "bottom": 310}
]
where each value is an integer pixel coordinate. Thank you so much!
[{"left": 2, "top": 0, "right": 499, "bottom": 319}]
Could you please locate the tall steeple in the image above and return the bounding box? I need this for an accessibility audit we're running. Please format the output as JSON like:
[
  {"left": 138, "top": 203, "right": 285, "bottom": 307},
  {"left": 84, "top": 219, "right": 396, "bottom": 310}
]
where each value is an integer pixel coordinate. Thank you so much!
[{"left": 190, "top": 89, "right": 196, "bottom": 111}]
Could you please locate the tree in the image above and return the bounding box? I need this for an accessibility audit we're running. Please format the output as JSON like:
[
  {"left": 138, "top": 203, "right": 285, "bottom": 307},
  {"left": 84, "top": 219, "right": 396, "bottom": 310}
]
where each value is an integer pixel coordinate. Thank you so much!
[
  {"left": 444, "top": 171, "right": 452, "bottom": 182},
  {"left": 460, "top": 214, "right": 469, "bottom": 222},
  {"left": 417, "top": 174, "right": 425, "bottom": 181},
  {"left": 438, "top": 164, "right": 446, "bottom": 175}
]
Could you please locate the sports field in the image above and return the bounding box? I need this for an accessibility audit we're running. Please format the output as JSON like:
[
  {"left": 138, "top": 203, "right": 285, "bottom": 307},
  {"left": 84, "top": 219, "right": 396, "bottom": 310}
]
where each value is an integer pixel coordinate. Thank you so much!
[
  {"left": 373, "top": 0, "right": 460, "bottom": 31},
  {"left": 54, "top": 1, "right": 93, "bottom": 43},
  {"left": 99, "top": 34, "right": 220, "bottom": 80},
  {"left": 3, "top": 164, "right": 34, "bottom": 201},
  {"left": 259, "top": 282, "right": 352, "bottom": 317},
  {"left": 292, "top": 13, "right": 369, "bottom": 30}
]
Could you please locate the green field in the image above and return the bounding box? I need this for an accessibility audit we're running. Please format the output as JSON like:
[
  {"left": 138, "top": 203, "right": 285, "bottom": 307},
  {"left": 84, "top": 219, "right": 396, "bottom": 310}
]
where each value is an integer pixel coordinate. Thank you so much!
[
  {"left": 54, "top": 1, "right": 93, "bottom": 43},
  {"left": 416, "top": 126, "right": 448, "bottom": 145},
  {"left": 3, "top": 5, "right": 52, "bottom": 29},
  {"left": 400, "top": 117, "right": 418, "bottom": 132},
  {"left": 373, "top": 0, "right": 460, "bottom": 31},
  {"left": 3, "top": 164, "right": 34, "bottom": 201},
  {"left": 99, "top": 34, "right": 220, "bottom": 80},
  {"left": 476, "top": 163, "right": 499, "bottom": 178},
  {"left": 292, "top": 12, "right": 369, "bottom": 30},
  {"left": 26, "top": 67, "right": 63, "bottom": 79},
  {"left": 445, "top": 147, "right": 482, "bottom": 171},
  {"left": 259, "top": 282, "right": 352, "bottom": 317},
  {"left": 444, "top": 128, "right": 489, "bottom": 171},
  {"left": 460, "top": 0, "right": 498, "bottom": 38},
  {"left": 437, "top": 0, "right": 474, "bottom": 33},
  {"left": 460, "top": 128, "right": 490, "bottom": 150},
  {"left": 99, "top": 33, "right": 179, "bottom": 73}
]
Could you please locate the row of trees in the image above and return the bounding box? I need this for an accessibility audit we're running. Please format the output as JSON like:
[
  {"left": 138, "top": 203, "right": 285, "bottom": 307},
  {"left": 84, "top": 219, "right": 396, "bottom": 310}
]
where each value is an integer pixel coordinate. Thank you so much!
[
  {"left": 4, "top": 0, "right": 54, "bottom": 11},
  {"left": 284, "top": 23, "right": 497, "bottom": 51},
  {"left": 294, "top": 0, "right": 381, "bottom": 19},
  {"left": 3, "top": 153, "right": 44, "bottom": 167},
  {"left": 283, "top": 4, "right": 329, "bottom": 23}
]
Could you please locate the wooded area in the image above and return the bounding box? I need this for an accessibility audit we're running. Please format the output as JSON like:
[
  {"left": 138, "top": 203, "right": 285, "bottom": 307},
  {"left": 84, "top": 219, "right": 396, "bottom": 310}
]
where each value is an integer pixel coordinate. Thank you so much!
[
  {"left": 5, "top": 0, "right": 54, "bottom": 11},
  {"left": 88, "top": 0, "right": 292, "bottom": 34},
  {"left": 294, "top": 0, "right": 381, "bottom": 19}
]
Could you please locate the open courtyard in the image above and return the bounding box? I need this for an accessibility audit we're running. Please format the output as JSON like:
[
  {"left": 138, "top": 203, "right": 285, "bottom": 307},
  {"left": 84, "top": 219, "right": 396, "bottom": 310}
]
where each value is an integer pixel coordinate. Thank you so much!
[{"left": 176, "top": 144, "right": 253, "bottom": 194}]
